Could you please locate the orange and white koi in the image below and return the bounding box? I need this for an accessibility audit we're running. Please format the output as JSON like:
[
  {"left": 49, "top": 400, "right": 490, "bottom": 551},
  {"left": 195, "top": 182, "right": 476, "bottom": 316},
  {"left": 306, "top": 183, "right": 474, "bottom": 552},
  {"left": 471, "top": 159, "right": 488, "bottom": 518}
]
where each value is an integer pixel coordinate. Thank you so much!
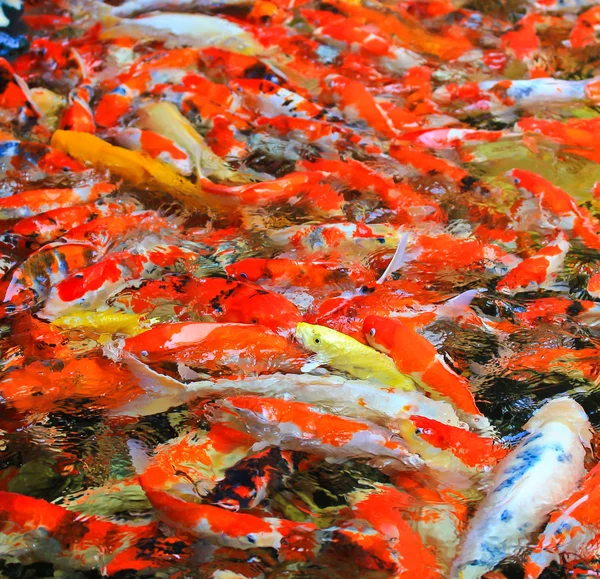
[
  {"left": 524, "top": 462, "right": 600, "bottom": 578},
  {"left": 142, "top": 488, "right": 318, "bottom": 558},
  {"left": 495, "top": 231, "right": 570, "bottom": 295},
  {"left": 230, "top": 78, "right": 328, "bottom": 120},
  {"left": 364, "top": 315, "right": 487, "bottom": 429},
  {"left": 0, "top": 182, "right": 118, "bottom": 220},
  {"left": 0, "top": 57, "right": 41, "bottom": 123},
  {"left": 267, "top": 221, "right": 399, "bottom": 252},
  {"left": 213, "top": 395, "right": 424, "bottom": 468},
  {"left": 320, "top": 74, "right": 398, "bottom": 140},
  {"left": 39, "top": 240, "right": 200, "bottom": 319},
  {"left": 0, "top": 199, "right": 137, "bottom": 250},
  {"left": 312, "top": 18, "right": 423, "bottom": 73},
  {"left": 138, "top": 421, "right": 256, "bottom": 500},
  {"left": 509, "top": 169, "right": 600, "bottom": 251},
  {"left": 59, "top": 83, "right": 96, "bottom": 134}
]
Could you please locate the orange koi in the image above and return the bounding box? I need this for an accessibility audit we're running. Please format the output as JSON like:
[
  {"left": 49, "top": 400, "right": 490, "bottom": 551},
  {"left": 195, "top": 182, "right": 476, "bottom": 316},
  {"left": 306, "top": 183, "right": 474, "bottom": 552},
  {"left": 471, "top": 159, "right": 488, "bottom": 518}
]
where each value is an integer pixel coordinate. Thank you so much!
[
  {"left": 341, "top": 483, "right": 442, "bottom": 578},
  {"left": 587, "top": 271, "right": 600, "bottom": 298},
  {"left": 570, "top": 6, "right": 600, "bottom": 48},
  {"left": 0, "top": 491, "right": 162, "bottom": 573},
  {"left": 225, "top": 257, "right": 374, "bottom": 290},
  {"left": 389, "top": 143, "right": 470, "bottom": 186},
  {"left": 10, "top": 312, "right": 71, "bottom": 361},
  {"left": 59, "top": 83, "right": 96, "bottom": 134},
  {"left": 320, "top": 74, "right": 398, "bottom": 140},
  {"left": 123, "top": 322, "right": 307, "bottom": 375},
  {"left": 199, "top": 171, "right": 333, "bottom": 207},
  {"left": 363, "top": 315, "right": 486, "bottom": 427},
  {"left": 0, "top": 356, "right": 143, "bottom": 415},
  {"left": 118, "top": 275, "right": 302, "bottom": 335}
]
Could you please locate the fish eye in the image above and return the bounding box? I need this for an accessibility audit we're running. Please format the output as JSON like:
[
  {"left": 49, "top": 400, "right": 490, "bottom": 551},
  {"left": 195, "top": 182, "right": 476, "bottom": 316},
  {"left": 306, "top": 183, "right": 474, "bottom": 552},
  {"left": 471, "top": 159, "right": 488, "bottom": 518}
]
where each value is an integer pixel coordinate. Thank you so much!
[
  {"left": 140, "top": 350, "right": 149, "bottom": 357},
  {"left": 369, "top": 328, "right": 376, "bottom": 337},
  {"left": 246, "top": 534, "right": 257, "bottom": 544},
  {"left": 314, "top": 337, "right": 320, "bottom": 344},
  {"left": 240, "top": 272, "right": 247, "bottom": 279}
]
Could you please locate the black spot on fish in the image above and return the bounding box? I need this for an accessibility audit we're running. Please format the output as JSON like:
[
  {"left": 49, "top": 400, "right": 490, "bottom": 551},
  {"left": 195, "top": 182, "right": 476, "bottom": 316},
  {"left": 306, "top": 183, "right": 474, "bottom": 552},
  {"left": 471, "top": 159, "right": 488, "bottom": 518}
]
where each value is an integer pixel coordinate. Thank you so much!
[
  {"left": 460, "top": 176, "right": 479, "bottom": 192},
  {"left": 567, "top": 300, "right": 585, "bottom": 317},
  {"left": 243, "top": 63, "right": 268, "bottom": 79},
  {"left": 0, "top": 66, "right": 12, "bottom": 95}
]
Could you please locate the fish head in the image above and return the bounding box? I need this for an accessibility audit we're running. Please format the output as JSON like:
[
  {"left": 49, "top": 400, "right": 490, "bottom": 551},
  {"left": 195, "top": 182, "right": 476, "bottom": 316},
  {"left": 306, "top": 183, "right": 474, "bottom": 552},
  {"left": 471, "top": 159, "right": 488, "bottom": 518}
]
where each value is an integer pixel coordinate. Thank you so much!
[
  {"left": 524, "top": 396, "right": 592, "bottom": 448},
  {"left": 294, "top": 322, "right": 327, "bottom": 354},
  {"left": 362, "top": 314, "right": 396, "bottom": 354},
  {"left": 225, "top": 258, "right": 266, "bottom": 282}
]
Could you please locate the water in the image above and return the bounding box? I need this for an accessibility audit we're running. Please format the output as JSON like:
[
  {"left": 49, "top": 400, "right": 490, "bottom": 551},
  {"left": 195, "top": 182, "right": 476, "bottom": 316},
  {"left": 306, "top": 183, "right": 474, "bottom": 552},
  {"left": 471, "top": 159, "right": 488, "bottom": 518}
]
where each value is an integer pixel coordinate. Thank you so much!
[{"left": 2, "top": 0, "right": 600, "bottom": 576}]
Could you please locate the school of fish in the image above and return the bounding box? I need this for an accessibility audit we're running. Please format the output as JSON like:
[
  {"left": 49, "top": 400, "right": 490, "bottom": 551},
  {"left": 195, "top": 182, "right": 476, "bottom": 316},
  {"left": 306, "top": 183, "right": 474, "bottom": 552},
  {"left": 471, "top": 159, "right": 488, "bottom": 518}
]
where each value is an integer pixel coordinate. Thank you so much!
[{"left": 2, "top": 0, "right": 600, "bottom": 576}]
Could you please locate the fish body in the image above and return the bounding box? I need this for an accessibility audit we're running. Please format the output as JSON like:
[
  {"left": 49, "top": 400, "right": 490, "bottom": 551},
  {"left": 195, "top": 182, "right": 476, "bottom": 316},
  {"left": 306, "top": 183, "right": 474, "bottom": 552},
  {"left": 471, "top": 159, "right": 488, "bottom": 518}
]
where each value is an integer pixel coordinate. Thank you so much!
[
  {"left": 451, "top": 398, "right": 591, "bottom": 579},
  {"left": 295, "top": 321, "right": 416, "bottom": 390}
]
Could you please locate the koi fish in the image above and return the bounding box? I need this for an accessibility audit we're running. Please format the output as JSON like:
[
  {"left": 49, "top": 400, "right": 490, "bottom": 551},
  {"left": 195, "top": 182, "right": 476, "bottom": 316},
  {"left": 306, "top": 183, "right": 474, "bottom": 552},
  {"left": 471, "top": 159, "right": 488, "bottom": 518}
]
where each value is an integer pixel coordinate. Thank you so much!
[
  {"left": 123, "top": 321, "right": 307, "bottom": 375},
  {"left": 0, "top": 490, "right": 163, "bottom": 574},
  {"left": 0, "top": 182, "right": 117, "bottom": 220},
  {"left": 39, "top": 240, "right": 201, "bottom": 319},
  {"left": 225, "top": 256, "right": 374, "bottom": 290},
  {"left": 116, "top": 275, "right": 302, "bottom": 335},
  {"left": 116, "top": 358, "right": 464, "bottom": 429},
  {"left": 212, "top": 395, "right": 424, "bottom": 468},
  {"left": 363, "top": 315, "right": 487, "bottom": 429},
  {"left": 451, "top": 397, "right": 591, "bottom": 579},
  {"left": 495, "top": 231, "right": 570, "bottom": 295},
  {"left": 0, "top": 199, "right": 137, "bottom": 250},
  {"left": 142, "top": 488, "right": 318, "bottom": 557},
  {"left": 341, "top": 483, "right": 442, "bottom": 578},
  {"left": 509, "top": 169, "right": 600, "bottom": 251},
  {"left": 295, "top": 322, "right": 416, "bottom": 390},
  {"left": 51, "top": 308, "right": 147, "bottom": 336},
  {"left": 524, "top": 461, "right": 600, "bottom": 578}
]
